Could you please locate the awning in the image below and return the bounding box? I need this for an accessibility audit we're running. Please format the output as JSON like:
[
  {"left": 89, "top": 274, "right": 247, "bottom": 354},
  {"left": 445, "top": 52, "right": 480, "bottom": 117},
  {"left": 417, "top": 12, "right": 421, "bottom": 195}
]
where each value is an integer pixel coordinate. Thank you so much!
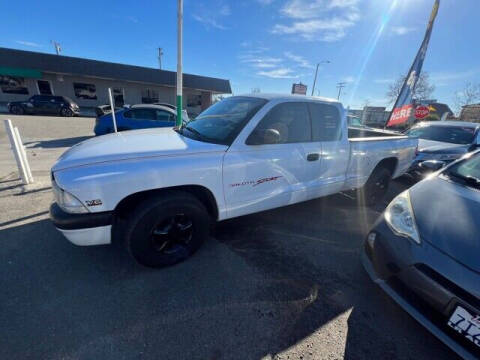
[{"left": 0, "top": 67, "right": 42, "bottom": 78}]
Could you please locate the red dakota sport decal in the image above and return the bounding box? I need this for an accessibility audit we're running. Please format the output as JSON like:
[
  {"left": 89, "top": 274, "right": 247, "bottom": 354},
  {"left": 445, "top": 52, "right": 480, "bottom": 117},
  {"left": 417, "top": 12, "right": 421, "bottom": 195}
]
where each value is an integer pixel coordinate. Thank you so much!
[{"left": 230, "top": 176, "right": 282, "bottom": 188}]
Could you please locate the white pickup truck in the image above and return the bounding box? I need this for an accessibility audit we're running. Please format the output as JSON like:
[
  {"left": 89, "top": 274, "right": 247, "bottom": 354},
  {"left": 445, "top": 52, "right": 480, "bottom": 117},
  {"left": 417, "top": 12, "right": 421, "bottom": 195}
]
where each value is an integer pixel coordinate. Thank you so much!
[{"left": 50, "top": 94, "right": 418, "bottom": 267}]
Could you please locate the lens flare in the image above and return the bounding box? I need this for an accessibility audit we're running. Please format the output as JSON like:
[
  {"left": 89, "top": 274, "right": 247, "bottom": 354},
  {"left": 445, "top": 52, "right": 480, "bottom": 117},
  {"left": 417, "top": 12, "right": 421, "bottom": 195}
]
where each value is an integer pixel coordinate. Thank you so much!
[{"left": 347, "top": 0, "right": 399, "bottom": 106}]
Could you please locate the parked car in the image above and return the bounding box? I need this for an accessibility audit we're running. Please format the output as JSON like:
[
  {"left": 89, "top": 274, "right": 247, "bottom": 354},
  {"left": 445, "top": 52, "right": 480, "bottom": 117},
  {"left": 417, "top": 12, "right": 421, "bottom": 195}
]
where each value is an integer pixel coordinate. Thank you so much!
[
  {"left": 153, "top": 102, "right": 177, "bottom": 110},
  {"left": 93, "top": 104, "right": 188, "bottom": 136},
  {"left": 94, "top": 104, "right": 124, "bottom": 117},
  {"left": 7, "top": 95, "right": 80, "bottom": 117},
  {"left": 406, "top": 121, "right": 480, "bottom": 178},
  {"left": 363, "top": 150, "right": 480, "bottom": 360},
  {"left": 50, "top": 94, "right": 417, "bottom": 268}
]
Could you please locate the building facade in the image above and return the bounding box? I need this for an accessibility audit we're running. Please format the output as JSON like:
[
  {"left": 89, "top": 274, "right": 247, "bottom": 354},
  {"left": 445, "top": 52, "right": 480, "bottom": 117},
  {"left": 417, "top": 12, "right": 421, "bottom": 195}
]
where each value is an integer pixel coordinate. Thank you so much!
[
  {"left": 460, "top": 104, "right": 480, "bottom": 123},
  {"left": 0, "top": 47, "right": 231, "bottom": 116},
  {"left": 362, "top": 106, "right": 390, "bottom": 127}
]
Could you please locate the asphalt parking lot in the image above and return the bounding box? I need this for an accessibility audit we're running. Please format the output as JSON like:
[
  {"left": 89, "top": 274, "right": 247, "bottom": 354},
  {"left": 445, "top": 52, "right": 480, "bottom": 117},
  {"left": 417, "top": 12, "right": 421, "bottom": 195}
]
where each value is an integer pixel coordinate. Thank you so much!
[{"left": 0, "top": 115, "right": 457, "bottom": 360}]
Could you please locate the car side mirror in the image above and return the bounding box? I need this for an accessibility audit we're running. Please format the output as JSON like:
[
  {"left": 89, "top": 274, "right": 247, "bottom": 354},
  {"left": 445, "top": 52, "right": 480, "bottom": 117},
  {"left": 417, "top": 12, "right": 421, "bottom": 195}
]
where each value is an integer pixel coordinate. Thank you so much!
[
  {"left": 246, "top": 128, "right": 281, "bottom": 145},
  {"left": 419, "top": 160, "right": 446, "bottom": 172}
]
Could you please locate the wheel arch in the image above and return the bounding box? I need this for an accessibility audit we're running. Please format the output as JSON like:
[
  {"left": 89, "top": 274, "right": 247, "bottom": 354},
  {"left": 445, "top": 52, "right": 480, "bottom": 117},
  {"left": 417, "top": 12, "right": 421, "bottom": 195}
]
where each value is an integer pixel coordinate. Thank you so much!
[
  {"left": 114, "top": 185, "right": 219, "bottom": 221},
  {"left": 372, "top": 157, "right": 398, "bottom": 176}
]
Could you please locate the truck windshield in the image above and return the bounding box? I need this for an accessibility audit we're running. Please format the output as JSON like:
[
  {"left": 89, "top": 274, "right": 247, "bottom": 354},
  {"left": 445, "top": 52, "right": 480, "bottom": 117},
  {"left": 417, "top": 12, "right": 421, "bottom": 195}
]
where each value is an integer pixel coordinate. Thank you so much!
[
  {"left": 406, "top": 125, "right": 475, "bottom": 145},
  {"left": 444, "top": 153, "right": 480, "bottom": 189},
  {"left": 178, "top": 96, "right": 267, "bottom": 145}
]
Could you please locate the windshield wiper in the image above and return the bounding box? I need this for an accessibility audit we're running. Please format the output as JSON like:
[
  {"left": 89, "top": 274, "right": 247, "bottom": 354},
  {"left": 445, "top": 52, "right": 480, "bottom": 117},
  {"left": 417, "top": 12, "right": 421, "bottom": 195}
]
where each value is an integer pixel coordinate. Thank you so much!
[{"left": 447, "top": 171, "right": 480, "bottom": 188}]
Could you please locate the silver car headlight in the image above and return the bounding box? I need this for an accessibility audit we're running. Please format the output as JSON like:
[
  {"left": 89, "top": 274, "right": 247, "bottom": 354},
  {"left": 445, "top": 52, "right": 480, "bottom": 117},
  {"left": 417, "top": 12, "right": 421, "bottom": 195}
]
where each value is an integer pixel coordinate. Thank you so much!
[
  {"left": 51, "top": 180, "right": 88, "bottom": 214},
  {"left": 384, "top": 190, "right": 420, "bottom": 244}
]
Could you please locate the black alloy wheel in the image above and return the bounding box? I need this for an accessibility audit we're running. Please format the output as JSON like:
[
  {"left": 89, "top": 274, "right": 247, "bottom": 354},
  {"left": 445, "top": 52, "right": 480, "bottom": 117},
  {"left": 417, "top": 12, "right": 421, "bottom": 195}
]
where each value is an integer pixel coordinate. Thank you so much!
[{"left": 151, "top": 214, "right": 193, "bottom": 253}]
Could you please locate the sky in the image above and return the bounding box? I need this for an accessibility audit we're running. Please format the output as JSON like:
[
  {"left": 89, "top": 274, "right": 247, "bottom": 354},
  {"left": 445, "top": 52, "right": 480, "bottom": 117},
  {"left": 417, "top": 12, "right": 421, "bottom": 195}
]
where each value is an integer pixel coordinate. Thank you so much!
[{"left": 1, "top": 0, "right": 479, "bottom": 109}]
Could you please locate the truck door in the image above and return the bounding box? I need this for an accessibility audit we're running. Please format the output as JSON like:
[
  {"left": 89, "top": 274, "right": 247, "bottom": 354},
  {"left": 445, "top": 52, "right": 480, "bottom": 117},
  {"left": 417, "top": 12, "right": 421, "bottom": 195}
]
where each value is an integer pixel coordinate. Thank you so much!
[
  {"left": 223, "top": 101, "right": 312, "bottom": 218},
  {"left": 307, "top": 102, "right": 349, "bottom": 198}
]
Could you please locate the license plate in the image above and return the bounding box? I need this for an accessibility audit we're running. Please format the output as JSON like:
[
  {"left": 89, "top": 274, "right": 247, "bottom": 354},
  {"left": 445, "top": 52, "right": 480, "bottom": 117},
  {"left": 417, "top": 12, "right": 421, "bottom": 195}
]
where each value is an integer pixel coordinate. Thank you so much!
[{"left": 447, "top": 306, "right": 480, "bottom": 348}]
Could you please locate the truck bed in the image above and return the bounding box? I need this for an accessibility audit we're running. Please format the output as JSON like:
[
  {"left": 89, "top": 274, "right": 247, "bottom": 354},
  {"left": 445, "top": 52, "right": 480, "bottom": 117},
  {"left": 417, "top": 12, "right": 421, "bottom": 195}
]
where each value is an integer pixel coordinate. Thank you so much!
[
  {"left": 348, "top": 126, "right": 404, "bottom": 140},
  {"left": 344, "top": 127, "right": 417, "bottom": 189}
]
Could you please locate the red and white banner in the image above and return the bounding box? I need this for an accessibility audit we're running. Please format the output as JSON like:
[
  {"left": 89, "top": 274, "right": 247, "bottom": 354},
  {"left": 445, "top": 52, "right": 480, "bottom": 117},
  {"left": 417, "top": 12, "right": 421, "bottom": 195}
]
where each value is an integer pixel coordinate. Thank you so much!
[{"left": 388, "top": 104, "right": 414, "bottom": 126}]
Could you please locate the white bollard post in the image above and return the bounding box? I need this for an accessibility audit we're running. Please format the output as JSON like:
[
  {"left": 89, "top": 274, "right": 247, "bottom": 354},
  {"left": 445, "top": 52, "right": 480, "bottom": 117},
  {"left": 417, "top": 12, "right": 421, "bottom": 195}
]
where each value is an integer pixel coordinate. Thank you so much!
[
  {"left": 3, "top": 119, "right": 29, "bottom": 185},
  {"left": 108, "top": 88, "right": 118, "bottom": 133},
  {"left": 14, "top": 127, "right": 34, "bottom": 183}
]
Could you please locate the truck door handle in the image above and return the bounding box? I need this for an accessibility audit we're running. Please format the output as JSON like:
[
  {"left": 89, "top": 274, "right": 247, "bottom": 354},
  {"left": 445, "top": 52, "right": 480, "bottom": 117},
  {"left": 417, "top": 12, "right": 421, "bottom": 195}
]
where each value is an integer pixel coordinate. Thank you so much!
[{"left": 307, "top": 153, "right": 320, "bottom": 161}]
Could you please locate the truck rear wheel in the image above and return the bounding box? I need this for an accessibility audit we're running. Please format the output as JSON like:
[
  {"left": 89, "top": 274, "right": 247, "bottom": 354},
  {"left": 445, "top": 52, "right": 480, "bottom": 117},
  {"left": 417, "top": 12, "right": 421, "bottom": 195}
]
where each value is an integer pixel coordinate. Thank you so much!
[
  {"left": 358, "top": 167, "right": 392, "bottom": 207},
  {"left": 124, "top": 191, "right": 210, "bottom": 268}
]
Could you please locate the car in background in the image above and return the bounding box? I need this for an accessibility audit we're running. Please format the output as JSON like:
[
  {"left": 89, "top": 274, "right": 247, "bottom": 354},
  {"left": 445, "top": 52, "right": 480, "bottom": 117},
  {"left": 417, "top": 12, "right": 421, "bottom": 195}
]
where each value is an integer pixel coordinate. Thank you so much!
[
  {"left": 7, "top": 95, "right": 80, "bottom": 117},
  {"left": 94, "top": 104, "right": 125, "bottom": 117},
  {"left": 153, "top": 102, "right": 177, "bottom": 111},
  {"left": 93, "top": 104, "right": 188, "bottom": 136},
  {"left": 363, "top": 150, "right": 480, "bottom": 360},
  {"left": 406, "top": 121, "right": 480, "bottom": 179}
]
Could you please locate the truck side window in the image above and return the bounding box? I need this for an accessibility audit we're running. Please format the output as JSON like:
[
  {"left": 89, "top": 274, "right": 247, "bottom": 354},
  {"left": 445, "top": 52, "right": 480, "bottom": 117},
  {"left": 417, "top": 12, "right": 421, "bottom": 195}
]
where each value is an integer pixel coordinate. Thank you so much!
[
  {"left": 309, "top": 103, "right": 342, "bottom": 141},
  {"left": 254, "top": 102, "right": 311, "bottom": 144}
]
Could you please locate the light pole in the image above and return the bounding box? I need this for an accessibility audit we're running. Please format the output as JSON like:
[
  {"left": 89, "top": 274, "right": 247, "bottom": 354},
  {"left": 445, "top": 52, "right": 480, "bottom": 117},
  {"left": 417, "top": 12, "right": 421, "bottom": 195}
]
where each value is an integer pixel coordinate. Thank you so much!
[
  {"left": 176, "top": 0, "right": 183, "bottom": 127},
  {"left": 311, "top": 60, "right": 330, "bottom": 96},
  {"left": 158, "top": 47, "right": 164, "bottom": 70},
  {"left": 336, "top": 82, "right": 347, "bottom": 100}
]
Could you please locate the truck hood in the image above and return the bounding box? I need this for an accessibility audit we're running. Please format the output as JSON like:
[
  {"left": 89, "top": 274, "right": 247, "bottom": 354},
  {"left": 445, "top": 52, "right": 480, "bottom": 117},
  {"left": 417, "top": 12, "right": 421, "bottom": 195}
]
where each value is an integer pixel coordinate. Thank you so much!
[
  {"left": 52, "top": 128, "right": 228, "bottom": 171},
  {"left": 410, "top": 176, "right": 480, "bottom": 273},
  {"left": 418, "top": 139, "right": 469, "bottom": 154}
]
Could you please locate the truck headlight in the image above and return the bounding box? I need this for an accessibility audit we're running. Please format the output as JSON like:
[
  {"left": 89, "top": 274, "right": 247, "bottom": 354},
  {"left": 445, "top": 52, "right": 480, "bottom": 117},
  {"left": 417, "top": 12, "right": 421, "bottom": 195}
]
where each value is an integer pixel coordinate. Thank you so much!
[
  {"left": 384, "top": 191, "right": 420, "bottom": 244},
  {"left": 51, "top": 180, "right": 88, "bottom": 214}
]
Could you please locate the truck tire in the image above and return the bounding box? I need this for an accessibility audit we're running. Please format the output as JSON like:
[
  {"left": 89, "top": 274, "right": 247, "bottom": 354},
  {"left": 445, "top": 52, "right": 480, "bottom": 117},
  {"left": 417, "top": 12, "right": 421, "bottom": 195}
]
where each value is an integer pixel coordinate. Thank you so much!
[
  {"left": 124, "top": 191, "right": 210, "bottom": 268},
  {"left": 358, "top": 167, "right": 392, "bottom": 207}
]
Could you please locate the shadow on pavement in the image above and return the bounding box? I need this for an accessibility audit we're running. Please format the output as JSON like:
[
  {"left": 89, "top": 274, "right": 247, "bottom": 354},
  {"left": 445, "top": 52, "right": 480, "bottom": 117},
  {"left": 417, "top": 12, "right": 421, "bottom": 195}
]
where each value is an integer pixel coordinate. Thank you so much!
[
  {"left": 0, "top": 182, "right": 456, "bottom": 360},
  {"left": 25, "top": 136, "right": 92, "bottom": 148}
]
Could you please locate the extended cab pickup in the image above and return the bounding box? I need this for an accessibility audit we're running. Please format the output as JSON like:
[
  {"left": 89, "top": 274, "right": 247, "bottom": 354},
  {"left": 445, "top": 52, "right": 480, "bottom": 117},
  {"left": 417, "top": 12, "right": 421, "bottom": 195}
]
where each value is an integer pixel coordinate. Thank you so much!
[{"left": 50, "top": 94, "right": 418, "bottom": 267}]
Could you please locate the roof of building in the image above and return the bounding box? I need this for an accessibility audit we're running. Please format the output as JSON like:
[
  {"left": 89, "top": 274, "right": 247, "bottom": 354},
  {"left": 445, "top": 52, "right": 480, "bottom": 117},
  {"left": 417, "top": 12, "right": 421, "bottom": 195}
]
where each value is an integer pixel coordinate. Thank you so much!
[{"left": 0, "top": 47, "right": 231, "bottom": 94}]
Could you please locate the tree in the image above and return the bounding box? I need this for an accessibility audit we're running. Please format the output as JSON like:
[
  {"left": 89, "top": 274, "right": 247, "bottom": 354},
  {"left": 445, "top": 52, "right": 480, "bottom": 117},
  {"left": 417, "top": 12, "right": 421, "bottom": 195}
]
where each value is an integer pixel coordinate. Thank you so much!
[
  {"left": 386, "top": 72, "right": 435, "bottom": 105},
  {"left": 453, "top": 82, "right": 480, "bottom": 115},
  {"left": 251, "top": 87, "right": 261, "bottom": 93}
]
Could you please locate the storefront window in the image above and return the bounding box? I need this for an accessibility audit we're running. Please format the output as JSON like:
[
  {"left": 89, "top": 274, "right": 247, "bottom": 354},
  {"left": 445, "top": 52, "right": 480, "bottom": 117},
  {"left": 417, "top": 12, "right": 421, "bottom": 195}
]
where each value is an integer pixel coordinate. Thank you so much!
[
  {"left": 0, "top": 76, "right": 29, "bottom": 94},
  {"left": 73, "top": 82, "right": 97, "bottom": 100},
  {"left": 141, "top": 89, "right": 159, "bottom": 104}
]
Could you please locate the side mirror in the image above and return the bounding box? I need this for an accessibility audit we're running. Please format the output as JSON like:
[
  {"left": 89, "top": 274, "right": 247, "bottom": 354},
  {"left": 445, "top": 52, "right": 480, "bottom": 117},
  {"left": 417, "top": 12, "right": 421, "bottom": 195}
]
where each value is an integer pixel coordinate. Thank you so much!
[
  {"left": 246, "top": 128, "right": 281, "bottom": 145},
  {"left": 419, "top": 160, "right": 446, "bottom": 172}
]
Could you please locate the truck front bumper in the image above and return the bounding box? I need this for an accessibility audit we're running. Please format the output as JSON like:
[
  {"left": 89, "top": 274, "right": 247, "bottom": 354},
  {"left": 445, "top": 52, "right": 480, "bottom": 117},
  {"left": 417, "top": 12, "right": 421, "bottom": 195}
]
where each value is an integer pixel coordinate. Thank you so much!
[{"left": 49, "top": 203, "right": 113, "bottom": 246}]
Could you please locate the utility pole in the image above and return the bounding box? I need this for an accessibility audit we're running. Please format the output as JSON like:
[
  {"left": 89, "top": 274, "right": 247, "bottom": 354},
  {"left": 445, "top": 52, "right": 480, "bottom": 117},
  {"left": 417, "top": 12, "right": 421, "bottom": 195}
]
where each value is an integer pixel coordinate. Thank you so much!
[
  {"left": 336, "top": 82, "right": 347, "bottom": 100},
  {"left": 158, "top": 47, "right": 164, "bottom": 69},
  {"left": 176, "top": 0, "right": 183, "bottom": 127},
  {"left": 311, "top": 60, "right": 330, "bottom": 96},
  {"left": 51, "top": 40, "right": 61, "bottom": 55}
]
